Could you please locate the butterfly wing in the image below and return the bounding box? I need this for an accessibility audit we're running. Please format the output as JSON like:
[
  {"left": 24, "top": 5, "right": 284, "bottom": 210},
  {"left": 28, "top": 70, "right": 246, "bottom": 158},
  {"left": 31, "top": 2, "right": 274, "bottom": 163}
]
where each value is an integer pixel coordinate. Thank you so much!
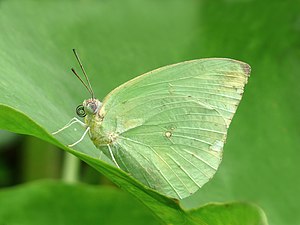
[{"left": 97, "top": 58, "right": 250, "bottom": 199}]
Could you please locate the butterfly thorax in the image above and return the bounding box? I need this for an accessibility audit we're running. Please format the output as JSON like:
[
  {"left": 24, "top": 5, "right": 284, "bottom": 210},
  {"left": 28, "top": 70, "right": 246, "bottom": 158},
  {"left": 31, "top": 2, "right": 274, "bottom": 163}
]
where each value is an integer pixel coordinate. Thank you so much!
[
  {"left": 83, "top": 98, "right": 113, "bottom": 146},
  {"left": 84, "top": 113, "right": 111, "bottom": 146}
]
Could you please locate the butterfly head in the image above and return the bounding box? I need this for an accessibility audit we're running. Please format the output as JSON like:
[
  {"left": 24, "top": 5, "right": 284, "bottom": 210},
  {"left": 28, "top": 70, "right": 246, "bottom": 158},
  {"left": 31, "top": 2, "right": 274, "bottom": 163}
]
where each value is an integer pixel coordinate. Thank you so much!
[
  {"left": 76, "top": 98, "right": 102, "bottom": 118},
  {"left": 70, "top": 49, "right": 102, "bottom": 118}
]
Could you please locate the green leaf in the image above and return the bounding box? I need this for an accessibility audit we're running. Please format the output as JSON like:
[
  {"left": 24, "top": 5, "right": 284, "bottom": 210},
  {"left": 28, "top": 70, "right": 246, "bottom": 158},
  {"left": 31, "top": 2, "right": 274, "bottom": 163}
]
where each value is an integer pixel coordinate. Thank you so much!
[
  {"left": 0, "top": 0, "right": 270, "bottom": 224},
  {"left": 0, "top": 180, "right": 161, "bottom": 225},
  {"left": 0, "top": 180, "right": 267, "bottom": 225},
  {"left": 188, "top": 203, "right": 268, "bottom": 225}
]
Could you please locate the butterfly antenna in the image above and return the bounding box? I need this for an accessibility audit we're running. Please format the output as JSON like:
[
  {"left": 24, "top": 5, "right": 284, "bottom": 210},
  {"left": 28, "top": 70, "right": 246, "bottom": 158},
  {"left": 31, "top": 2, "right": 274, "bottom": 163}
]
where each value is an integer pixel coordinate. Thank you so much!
[
  {"left": 71, "top": 68, "right": 93, "bottom": 97},
  {"left": 72, "top": 49, "right": 95, "bottom": 99}
]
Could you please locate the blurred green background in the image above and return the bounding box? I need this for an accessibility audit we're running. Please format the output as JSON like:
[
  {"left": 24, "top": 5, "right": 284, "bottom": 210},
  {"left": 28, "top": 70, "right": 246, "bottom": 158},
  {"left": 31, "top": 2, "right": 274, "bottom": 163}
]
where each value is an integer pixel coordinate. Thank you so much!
[{"left": 0, "top": 0, "right": 299, "bottom": 225}]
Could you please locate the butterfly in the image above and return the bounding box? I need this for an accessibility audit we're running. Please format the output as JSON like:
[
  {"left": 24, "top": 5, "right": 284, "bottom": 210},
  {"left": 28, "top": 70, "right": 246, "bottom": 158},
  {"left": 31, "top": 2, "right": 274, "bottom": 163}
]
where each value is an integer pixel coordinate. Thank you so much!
[{"left": 53, "top": 49, "right": 250, "bottom": 199}]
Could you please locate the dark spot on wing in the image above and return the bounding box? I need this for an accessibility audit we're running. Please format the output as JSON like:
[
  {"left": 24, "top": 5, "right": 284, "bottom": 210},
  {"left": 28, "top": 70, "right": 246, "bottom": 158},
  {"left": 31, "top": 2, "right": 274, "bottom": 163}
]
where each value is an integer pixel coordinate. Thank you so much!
[{"left": 242, "top": 63, "right": 251, "bottom": 76}]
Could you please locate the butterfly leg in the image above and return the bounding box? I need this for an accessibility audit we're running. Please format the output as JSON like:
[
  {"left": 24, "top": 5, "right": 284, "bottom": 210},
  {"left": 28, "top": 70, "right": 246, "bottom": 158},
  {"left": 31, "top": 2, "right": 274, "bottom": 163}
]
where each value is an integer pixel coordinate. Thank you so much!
[
  {"left": 107, "top": 144, "right": 120, "bottom": 169},
  {"left": 68, "top": 127, "right": 90, "bottom": 147},
  {"left": 52, "top": 117, "right": 85, "bottom": 135}
]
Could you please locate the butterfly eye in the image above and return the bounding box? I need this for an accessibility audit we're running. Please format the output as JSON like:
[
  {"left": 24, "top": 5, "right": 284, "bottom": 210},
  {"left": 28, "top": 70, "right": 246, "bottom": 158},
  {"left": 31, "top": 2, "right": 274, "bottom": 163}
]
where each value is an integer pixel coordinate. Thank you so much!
[{"left": 76, "top": 104, "right": 86, "bottom": 117}]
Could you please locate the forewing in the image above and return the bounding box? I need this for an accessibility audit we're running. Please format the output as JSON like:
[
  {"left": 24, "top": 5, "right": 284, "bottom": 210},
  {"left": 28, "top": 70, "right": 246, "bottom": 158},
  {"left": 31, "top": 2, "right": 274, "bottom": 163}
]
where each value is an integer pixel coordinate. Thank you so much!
[{"left": 98, "top": 58, "right": 250, "bottom": 199}]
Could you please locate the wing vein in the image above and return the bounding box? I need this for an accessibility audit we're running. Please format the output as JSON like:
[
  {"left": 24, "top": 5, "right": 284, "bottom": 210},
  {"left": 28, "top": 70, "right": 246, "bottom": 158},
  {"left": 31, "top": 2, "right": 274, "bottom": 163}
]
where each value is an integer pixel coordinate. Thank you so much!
[
  {"left": 167, "top": 151, "right": 202, "bottom": 188},
  {"left": 181, "top": 148, "right": 218, "bottom": 170},
  {"left": 113, "top": 145, "right": 154, "bottom": 187},
  {"left": 118, "top": 136, "right": 186, "bottom": 198},
  {"left": 170, "top": 146, "right": 210, "bottom": 179}
]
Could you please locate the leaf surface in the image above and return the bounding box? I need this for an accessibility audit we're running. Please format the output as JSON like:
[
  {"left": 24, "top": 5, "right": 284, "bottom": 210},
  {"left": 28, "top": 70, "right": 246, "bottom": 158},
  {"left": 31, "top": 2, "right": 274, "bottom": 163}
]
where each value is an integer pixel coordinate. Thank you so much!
[
  {"left": 0, "top": 181, "right": 267, "bottom": 225},
  {"left": 0, "top": 1, "right": 270, "bottom": 224}
]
